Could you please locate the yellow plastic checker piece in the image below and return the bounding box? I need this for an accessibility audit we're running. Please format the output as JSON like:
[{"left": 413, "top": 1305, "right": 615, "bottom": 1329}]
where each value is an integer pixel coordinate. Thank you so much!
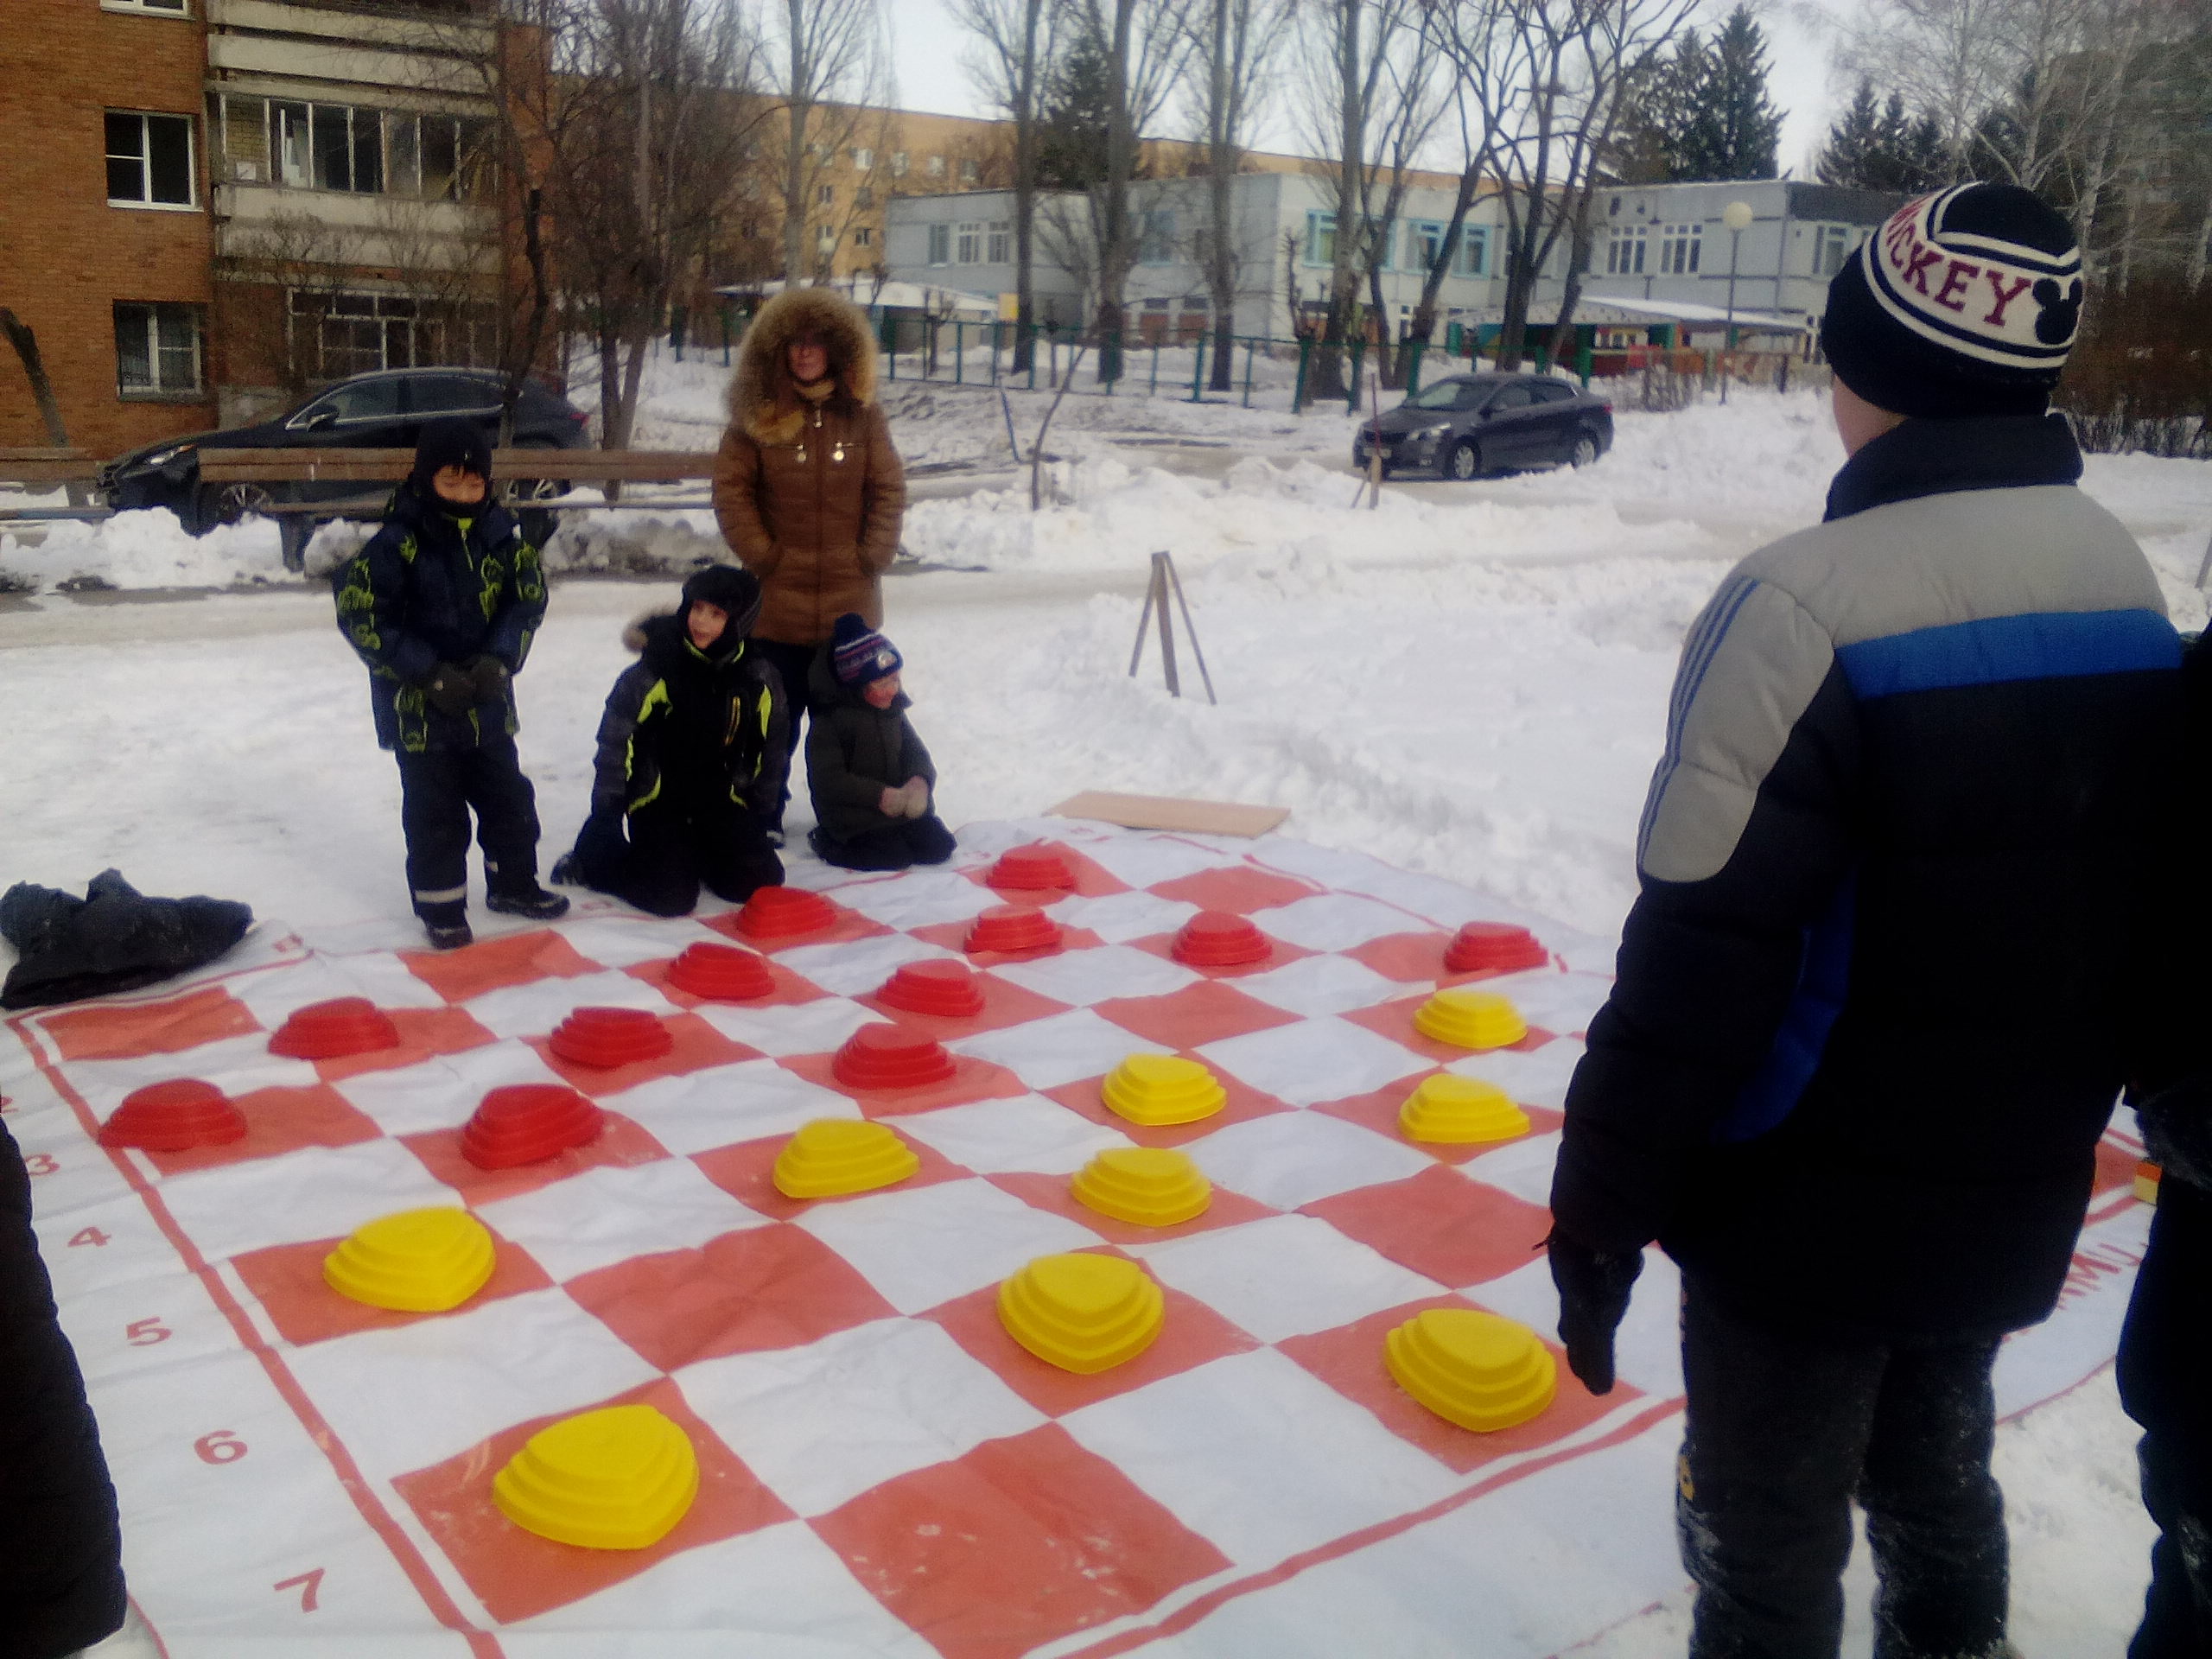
[
  {"left": 772, "top": 1118, "right": 920, "bottom": 1198},
  {"left": 999, "top": 1252, "right": 1166, "bottom": 1374},
  {"left": 493, "top": 1404, "right": 700, "bottom": 1550},
  {"left": 1398, "top": 1074, "right": 1531, "bottom": 1145},
  {"left": 1413, "top": 988, "right": 1529, "bottom": 1052},
  {"left": 1101, "top": 1053, "right": 1227, "bottom": 1127},
  {"left": 323, "top": 1206, "right": 496, "bottom": 1313},
  {"left": 1070, "top": 1147, "right": 1212, "bottom": 1227},
  {"left": 1385, "top": 1307, "right": 1557, "bottom": 1433}
]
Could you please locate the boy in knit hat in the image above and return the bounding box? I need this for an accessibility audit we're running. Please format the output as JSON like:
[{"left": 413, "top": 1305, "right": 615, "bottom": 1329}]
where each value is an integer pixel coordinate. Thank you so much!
[
  {"left": 335, "top": 418, "right": 568, "bottom": 950},
  {"left": 804, "top": 613, "right": 955, "bottom": 871},
  {"left": 1546, "top": 183, "right": 2183, "bottom": 1656},
  {"left": 552, "top": 564, "right": 787, "bottom": 915}
]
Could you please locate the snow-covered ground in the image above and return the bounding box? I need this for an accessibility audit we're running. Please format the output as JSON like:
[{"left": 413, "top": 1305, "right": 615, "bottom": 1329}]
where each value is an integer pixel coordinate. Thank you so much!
[{"left": 6, "top": 373, "right": 2208, "bottom": 1656}]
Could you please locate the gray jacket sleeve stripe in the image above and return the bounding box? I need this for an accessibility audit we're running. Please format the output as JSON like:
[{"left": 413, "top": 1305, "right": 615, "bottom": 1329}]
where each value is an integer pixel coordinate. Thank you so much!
[{"left": 1638, "top": 580, "right": 1838, "bottom": 884}]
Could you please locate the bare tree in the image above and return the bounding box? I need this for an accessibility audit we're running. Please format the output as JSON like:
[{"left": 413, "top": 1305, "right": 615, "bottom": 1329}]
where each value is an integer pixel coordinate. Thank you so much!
[
  {"left": 1430, "top": 0, "right": 1695, "bottom": 371},
  {"left": 1065, "top": 0, "right": 1198, "bottom": 382},
  {"left": 766, "top": 0, "right": 886, "bottom": 283},
  {"left": 1184, "top": 0, "right": 1294, "bottom": 389},
  {"left": 950, "top": 0, "right": 1051, "bottom": 371}
]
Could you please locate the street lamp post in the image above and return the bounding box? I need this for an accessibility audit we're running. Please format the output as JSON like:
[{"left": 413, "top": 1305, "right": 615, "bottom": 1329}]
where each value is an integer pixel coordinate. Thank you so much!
[{"left": 1720, "top": 200, "right": 1753, "bottom": 404}]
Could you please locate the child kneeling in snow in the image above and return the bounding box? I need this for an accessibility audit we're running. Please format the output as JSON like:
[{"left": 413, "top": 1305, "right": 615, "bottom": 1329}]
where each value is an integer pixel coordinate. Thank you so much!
[
  {"left": 551, "top": 565, "right": 788, "bottom": 916},
  {"left": 804, "top": 614, "right": 955, "bottom": 871}
]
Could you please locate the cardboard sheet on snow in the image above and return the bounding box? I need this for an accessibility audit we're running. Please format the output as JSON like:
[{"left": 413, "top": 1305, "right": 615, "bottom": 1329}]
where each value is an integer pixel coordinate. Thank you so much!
[{"left": 2, "top": 822, "right": 2151, "bottom": 1658}]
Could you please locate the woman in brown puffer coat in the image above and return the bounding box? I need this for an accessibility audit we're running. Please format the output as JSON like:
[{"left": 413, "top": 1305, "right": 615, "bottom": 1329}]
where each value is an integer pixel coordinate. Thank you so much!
[{"left": 713, "top": 286, "right": 906, "bottom": 839}]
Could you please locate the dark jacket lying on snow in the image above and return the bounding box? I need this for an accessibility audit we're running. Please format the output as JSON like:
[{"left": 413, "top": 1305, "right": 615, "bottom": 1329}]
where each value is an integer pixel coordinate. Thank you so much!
[
  {"left": 0, "top": 870, "right": 252, "bottom": 1010},
  {"left": 333, "top": 480, "right": 547, "bottom": 754},
  {"left": 806, "top": 650, "right": 936, "bottom": 843},
  {"left": 588, "top": 611, "right": 789, "bottom": 824}
]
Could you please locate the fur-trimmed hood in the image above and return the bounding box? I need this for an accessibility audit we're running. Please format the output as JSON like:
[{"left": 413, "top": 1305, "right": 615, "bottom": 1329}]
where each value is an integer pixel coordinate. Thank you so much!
[
  {"left": 728, "top": 287, "right": 880, "bottom": 447},
  {"left": 621, "top": 609, "right": 674, "bottom": 654}
]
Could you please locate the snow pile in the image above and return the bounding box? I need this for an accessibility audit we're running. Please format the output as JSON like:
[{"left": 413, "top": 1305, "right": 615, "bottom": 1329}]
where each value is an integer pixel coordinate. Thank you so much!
[{"left": 0, "top": 508, "right": 288, "bottom": 593}]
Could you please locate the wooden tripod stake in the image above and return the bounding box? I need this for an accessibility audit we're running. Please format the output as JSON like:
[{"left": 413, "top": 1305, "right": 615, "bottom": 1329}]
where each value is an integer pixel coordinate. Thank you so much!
[{"left": 1129, "top": 551, "right": 1217, "bottom": 704}]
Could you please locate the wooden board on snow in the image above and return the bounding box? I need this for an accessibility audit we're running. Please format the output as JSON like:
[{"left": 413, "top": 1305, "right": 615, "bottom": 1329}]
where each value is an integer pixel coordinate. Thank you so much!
[{"left": 1047, "top": 791, "right": 1289, "bottom": 837}]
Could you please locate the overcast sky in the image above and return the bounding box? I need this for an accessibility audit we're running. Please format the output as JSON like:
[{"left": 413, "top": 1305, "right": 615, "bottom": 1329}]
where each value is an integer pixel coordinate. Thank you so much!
[{"left": 885, "top": 0, "right": 1844, "bottom": 181}]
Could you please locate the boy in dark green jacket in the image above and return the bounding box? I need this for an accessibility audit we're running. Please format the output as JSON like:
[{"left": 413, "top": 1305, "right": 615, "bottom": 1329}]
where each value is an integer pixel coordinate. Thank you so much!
[
  {"left": 334, "top": 419, "right": 567, "bottom": 949},
  {"left": 805, "top": 614, "right": 955, "bottom": 871}
]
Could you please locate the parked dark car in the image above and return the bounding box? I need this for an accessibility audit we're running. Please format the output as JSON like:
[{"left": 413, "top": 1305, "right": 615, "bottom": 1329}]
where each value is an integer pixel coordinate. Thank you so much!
[
  {"left": 1351, "top": 372, "right": 1612, "bottom": 480},
  {"left": 100, "top": 367, "right": 592, "bottom": 532}
]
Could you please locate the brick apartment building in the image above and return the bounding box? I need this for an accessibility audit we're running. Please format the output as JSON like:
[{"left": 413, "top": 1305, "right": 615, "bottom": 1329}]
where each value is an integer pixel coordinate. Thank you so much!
[{"left": 0, "top": 0, "right": 216, "bottom": 457}]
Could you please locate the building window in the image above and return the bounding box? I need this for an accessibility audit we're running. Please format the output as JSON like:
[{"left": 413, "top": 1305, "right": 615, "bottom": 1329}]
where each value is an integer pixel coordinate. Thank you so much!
[
  {"left": 891, "top": 150, "right": 908, "bottom": 176},
  {"left": 287, "top": 289, "right": 487, "bottom": 379},
  {"left": 1659, "top": 222, "right": 1701, "bottom": 275},
  {"left": 817, "top": 183, "right": 835, "bottom": 207},
  {"left": 1303, "top": 210, "right": 1336, "bottom": 266},
  {"left": 987, "top": 219, "right": 1010, "bottom": 264},
  {"left": 855, "top": 185, "right": 874, "bottom": 209},
  {"left": 1139, "top": 209, "right": 1175, "bottom": 264},
  {"left": 114, "top": 302, "right": 201, "bottom": 394},
  {"left": 105, "top": 0, "right": 189, "bottom": 13},
  {"left": 1812, "top": 223, "right": 1854, "bottom": 277},
  {"left": 853, "top": 226, "right": 872, "bottom": 248},
  {"left": 926, "top": 154, "right": 944, "bottom": 177},
  {"left": 217, "top": 96, "right": 483, "bottom": 200},
  {"left": 852, "top": 147, "right": 873, "bottom": 169},
  {"left": 955, "top": 219, "right": 982, "bottom": 263},
  {"left": 1368, "top": 219, "right": 1395, "bottom": 270},
  {"left": 1456, "top": 225, "right": 1487, "bottom": 276},
  {"left": 959, "top": 157, "right": 979, "bottom": 183},
  {"left": 1406, "top": 219, "right": 1446, "bottom": 270},
  {"left": 927, "top": 222, "right": 950, "bottom": 265},
  {"left": 1605, "top": 225, "right": 1647, "bottom": 275},
  {"left": 105, "top": 111, "right": 194, "bottom": 207}
]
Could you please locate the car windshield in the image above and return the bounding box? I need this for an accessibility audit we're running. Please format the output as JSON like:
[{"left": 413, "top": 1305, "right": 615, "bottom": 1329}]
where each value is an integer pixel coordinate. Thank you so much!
[{"left": 1405, "top": 378, "right": 1471, "bottom": 410}]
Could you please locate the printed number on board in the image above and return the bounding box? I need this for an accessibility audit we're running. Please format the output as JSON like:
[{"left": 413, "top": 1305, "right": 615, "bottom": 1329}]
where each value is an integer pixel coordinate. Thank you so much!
[
  {"left": 274, "top": 1568, "right": 324, "bottom": 1613},
  {"left": 23, "top": 1153, "right": 57, "bottom": 1176},
  {"left": 194, "top": 1430, "right": 247, "bottom": 1465},
  {"left": 69, "top": 1228, "right": 111, "bottom": 1249},
  {"left": 124, "top": 1317, "right": 170, "bottom": 1346}
]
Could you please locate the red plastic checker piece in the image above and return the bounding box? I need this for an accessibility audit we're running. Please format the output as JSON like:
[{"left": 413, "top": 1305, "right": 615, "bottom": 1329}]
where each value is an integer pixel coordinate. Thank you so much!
[
  {"left": 988, "top": 843, "right": 1075, "bottom": 891},
  {"left": 267, "top": 996, "right": 402, "bottom": 1060},
  {"left": 548, "top": 1006, "right": 675, "bottom": 1068},
  {"left": 664, "top": 942, "right": 775, "bottom": 1001},
  {"left": 1173, "top": 911, "right": 1272, "bottom": 968},
  {"left": 99, "top": 1079, "right": 248, "bottom": 1152},
  {"left": 459, "top": 1084, "right": 605, "bottom": 1170},
  {"left": 877, "top": 958, "right": 987, "bottom": 1018},
  {"left": 1445, "top": 921, "right": 1549, "bottom": 976},
  {"left": 965, "top": 905, "right": 1063, "bottom": 957},
  {"left": 733, "top": 885, "right": 836, "bottom": 942},
  {"left": 832, "top": 1021, "right": 958, "bottom": 1090}
]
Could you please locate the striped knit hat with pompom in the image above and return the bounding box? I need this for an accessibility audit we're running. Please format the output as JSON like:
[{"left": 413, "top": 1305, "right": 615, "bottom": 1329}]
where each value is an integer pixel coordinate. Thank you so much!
[
  {"left": 1821, "top": 182, "right": 2083, "bottom": 420},
  {"left": 830, "top": 612, "right": 903, "bottom": 686}
]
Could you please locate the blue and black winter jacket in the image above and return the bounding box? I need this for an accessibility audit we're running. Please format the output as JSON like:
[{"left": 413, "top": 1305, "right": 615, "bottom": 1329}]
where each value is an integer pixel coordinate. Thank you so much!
[
  {"left": 1553, "top": 414, "right": 2184, "bottom": 1338},
  {"left": 334, "top": 483, "right": 547, "bottom": 753}
]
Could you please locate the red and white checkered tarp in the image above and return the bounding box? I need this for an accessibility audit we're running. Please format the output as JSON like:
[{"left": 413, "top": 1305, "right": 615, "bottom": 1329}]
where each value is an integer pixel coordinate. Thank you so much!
[{"left": 3, "top": 821, "right": 2151, "bottom": 1658}]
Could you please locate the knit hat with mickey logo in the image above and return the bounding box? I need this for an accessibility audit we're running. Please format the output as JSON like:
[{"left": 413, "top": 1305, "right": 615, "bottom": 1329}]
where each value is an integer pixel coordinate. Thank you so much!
[
  {"left": 1821, "top": 182, "right": 2083, "bottom": 420},
  {"left": 830, "top": 612, "right": 903, "bottom": 686}
]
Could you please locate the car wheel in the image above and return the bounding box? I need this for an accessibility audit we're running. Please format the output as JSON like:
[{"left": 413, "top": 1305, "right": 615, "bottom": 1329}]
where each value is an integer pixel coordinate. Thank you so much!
[
  {"left": 502, "top": 442, "right": 570, "bottom": 505},
  {"left": 1447, "top": 438, "right": 1484, "bottom": 480},
  {"left": 194, "top": 481, "right": 272, "bottom": 535},
  {"left": 1569, "top": 432, "right": 1600, "bottom": 468}
]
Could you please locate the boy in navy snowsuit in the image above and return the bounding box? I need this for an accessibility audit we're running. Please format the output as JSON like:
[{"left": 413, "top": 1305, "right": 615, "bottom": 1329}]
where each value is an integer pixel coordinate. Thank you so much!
[
  {"left": 334, "top": 419, "right": 568, "bottom": 948},
  {"left": 1548, "top": 184, "right": 2183, "bottom": 1656}
]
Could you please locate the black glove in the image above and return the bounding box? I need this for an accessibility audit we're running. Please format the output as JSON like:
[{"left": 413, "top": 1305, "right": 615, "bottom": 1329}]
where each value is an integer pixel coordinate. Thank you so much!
[
  {"left": 2139, "top": 1073, "right": 2212, "bottom": 1192},
  {"left": 467, "top": 654, "right": 512, "bottom": 702},
  {"left": 1548, "top": 1229, "right": 1643, "bottom": 1395},
  {"left": 576, "top": 808, "right": 628, "bottom": 870},
  {"left": 423, "top": 663, "right": 477, "bottom": 717}
]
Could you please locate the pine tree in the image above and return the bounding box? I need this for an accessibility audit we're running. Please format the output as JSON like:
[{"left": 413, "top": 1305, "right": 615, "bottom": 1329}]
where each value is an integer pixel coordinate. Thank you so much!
[
  {"left": 1034, "top": 28, "right": 1113, "bottom": 191},
  {"left": 1677, "top": 5, "right": 1783, "bottom": 180},
  {"left": 1609, "top": 33, "right": 1708, "bottom": 183},
  {"left": 1815, "top": 78, "right": 1948, "bottom": 193}
]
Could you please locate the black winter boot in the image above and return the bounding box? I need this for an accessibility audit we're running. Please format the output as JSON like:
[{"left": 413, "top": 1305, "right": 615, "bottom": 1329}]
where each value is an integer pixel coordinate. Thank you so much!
[
  {"left": 419, "top": 900, "right": 473, "bottom": 950},
  {"left": 486, "top": 884, "right": 569, "bottom": 922}
]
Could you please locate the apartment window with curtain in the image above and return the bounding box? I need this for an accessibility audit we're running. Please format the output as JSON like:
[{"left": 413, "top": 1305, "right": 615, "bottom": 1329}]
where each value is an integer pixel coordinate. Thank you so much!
[
  {"left": 113, "top": 302, "right": 201, "bottom": 394},
  {"left": 105, "top": 111, "right": 194, "bottom": 207}
]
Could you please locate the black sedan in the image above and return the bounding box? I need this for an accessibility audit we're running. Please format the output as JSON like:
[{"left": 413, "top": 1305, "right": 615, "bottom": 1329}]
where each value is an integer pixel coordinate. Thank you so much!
[
  {"left": 101, "top": 367, "right": 592, "bottom": 533},
  {"left": 1351, "top": 372, "right": 1613, "bottom": 480}
]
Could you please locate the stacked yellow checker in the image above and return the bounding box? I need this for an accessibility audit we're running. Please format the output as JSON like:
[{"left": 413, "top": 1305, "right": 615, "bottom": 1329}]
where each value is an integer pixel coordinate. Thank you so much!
[
  {"left": 999, "top": 1254, "right": 1166, "bottom": 1374},
  {"left": 772, "top": 1119, "right": 919, "bottom": 1198},
  {"left": 1384, "top": 1308, "right": 1556, "bottom": 1433},
  {"left": 323, "top": 1208, "right": 496, "bottom": 1313},
  {"left": 1101, "top": 1054, "right": 1226, "bottom": 1126},
  {"left": 1413, "top": 988, "right": 1528, "bottom": 1050},
  {"left": 493, "top": 1404, "right": 700, "bottom": 1549},
  {"left": 1398, "top": 1075, "right": 1529, "bottom": 1145}
]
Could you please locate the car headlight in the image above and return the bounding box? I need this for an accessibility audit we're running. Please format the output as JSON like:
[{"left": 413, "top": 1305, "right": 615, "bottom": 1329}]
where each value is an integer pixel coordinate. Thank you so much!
[
  {"left": 1410, "top": 423, "right": 1451, "bottom": 442},
  {"left": 137, "top": 443, "right": 194, "bottom": 471}
]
